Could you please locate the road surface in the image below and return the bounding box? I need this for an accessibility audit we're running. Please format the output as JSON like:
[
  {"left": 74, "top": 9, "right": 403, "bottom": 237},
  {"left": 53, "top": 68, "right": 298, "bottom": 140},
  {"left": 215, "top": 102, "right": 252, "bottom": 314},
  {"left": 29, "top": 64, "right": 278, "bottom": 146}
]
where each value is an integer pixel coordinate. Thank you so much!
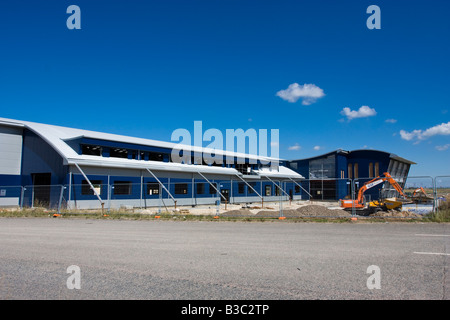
[{"left": 0, "top": 217, "right": 448, "bottom": 300}]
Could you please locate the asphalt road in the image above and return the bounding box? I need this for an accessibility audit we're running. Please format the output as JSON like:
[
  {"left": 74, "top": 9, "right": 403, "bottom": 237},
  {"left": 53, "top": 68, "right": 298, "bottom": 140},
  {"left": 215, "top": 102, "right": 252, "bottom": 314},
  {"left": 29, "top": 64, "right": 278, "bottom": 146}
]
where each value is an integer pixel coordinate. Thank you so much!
[{"left": 0, "top": 217, "right": 448, "bottom": 300}]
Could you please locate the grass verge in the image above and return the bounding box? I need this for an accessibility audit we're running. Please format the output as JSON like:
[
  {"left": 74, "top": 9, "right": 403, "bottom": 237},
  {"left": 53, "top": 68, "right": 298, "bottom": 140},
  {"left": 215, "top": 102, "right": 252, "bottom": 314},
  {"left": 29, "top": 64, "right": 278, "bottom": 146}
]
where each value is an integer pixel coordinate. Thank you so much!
[{"left": 1, "top": 207, "right": 448, "bottom": 223}]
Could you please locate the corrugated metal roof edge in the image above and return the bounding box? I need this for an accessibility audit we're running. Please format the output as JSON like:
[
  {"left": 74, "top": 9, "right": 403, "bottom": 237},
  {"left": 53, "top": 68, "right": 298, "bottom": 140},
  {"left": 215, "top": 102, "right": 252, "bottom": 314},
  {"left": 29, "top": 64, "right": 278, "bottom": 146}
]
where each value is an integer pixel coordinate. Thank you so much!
[
  {"left": 349, "top": 149, "right": 416, "bottom": 165},
  {"left": 0, "top": 117, "right": 283, "bottom": 162},
  {"left": 288, "top": 149, "right": 349, "bottom": 162},
  {"left": 289, "top": 149, "right": 416, "bottom": 165}
]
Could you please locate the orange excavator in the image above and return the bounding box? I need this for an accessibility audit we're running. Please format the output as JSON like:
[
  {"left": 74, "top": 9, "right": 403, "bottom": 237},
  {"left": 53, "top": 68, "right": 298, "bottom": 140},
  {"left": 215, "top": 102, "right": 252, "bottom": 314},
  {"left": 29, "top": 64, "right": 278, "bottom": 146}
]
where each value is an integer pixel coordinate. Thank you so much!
[
  {"left": 412, "top": 187, "right": 428, "bottom": 197},
  {"left": 410, "top": 187, "right": 434, "bottom": 204},
  {"left": 340, "top": 172, "right": 410, "bottom": 212}
]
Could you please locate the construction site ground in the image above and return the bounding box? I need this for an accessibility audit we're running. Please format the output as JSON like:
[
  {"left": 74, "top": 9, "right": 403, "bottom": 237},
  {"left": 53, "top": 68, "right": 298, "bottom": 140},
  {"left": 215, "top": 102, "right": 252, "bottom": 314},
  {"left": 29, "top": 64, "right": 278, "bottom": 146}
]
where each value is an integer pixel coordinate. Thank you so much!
[{"left": 135, "top": 200, "right": 424, "bottom": 218}]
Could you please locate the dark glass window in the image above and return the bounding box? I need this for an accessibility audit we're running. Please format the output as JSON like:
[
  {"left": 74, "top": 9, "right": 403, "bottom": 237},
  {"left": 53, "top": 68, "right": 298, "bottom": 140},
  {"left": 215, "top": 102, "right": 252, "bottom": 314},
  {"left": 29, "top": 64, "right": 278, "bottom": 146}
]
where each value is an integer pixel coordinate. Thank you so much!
[
  {"left": 110, "top": 148, "right": 128, "bottom": 159},
  {"left": 175, "top": 183, "right": 188, "bottom": 195},
  {"left": 81, "top": 145, "right": 102, "bottom": 156},
  {"left": 81, "top": 180, "right": 102, "bottom": 195},
  {"left": 148, "top": 152, "right": 164, "bottom": 162},
  {"left": 209, "top": 183, "right": 217, "bottom": 194},
  {"left": 248, "top": 182, "right": 256, "bottom": 194},
  {"left": 147, "top": 183, "right": 159, "bottom": 195},
  {"left": 114, "top": 181, "right": 132, "bottom": 195},
  {"left": 265, "top": 185, "right": 271, "bottom": 196}
]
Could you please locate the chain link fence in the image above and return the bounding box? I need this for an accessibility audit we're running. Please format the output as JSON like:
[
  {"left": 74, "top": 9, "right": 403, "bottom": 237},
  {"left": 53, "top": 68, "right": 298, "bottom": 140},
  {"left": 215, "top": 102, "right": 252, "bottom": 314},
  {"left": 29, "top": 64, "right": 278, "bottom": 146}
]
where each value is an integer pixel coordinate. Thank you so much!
[{"left": 1, "top": 175, "right": 448, "bottom": 218}]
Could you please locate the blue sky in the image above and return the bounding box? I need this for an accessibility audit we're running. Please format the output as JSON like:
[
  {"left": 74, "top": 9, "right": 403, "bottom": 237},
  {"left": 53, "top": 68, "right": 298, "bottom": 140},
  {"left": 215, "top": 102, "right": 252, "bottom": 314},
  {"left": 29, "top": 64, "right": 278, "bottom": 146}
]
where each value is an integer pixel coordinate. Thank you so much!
[{"left": 0, "top": 0, "right": 449, "bottom": 176}]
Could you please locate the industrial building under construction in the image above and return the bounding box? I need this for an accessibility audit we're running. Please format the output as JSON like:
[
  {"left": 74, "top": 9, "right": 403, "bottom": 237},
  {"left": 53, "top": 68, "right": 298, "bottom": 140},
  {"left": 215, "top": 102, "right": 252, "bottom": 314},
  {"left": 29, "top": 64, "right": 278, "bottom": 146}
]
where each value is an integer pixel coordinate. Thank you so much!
[{"left": 0, "top": 117, "right": 416, "bottom": 210}]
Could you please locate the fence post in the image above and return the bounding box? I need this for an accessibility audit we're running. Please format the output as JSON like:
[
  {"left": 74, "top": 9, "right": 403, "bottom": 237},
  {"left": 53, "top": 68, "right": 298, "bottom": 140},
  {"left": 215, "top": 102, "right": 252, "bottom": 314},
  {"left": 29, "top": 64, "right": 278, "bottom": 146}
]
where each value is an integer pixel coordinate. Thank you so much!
[
  {"left": 20, "top": 186, "right": 25, "bottom": 209},
  {"left": 57, "top": 185, "right": 65, "bottom": 214},
  {"left": 433, "top": 176, "right": 437, "bottom": 213},
  {"left": 107, "top": 183, "right": 112, "bottom": 213},
  {"left": 351, "top": 179, "right": 356, "bottom": 216}
]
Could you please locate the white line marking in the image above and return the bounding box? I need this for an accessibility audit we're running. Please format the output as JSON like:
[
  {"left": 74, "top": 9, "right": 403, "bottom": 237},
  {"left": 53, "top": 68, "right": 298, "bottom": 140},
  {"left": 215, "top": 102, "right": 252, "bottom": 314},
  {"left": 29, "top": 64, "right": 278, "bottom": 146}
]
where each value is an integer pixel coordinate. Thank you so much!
[
  {"left": 414, "top": 252, "right": 450, "bottom": 256},
  {"left": 415, "top": 234, "right": 450, "bottom": 237}
]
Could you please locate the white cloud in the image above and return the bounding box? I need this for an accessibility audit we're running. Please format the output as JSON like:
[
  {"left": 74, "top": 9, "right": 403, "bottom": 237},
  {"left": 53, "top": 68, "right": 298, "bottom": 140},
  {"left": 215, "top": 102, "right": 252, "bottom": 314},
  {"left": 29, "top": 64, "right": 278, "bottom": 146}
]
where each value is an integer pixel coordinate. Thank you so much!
[
  {"left": 399, "top": 129, "right": 421, "bottom": 141},
  {"left": 435, "top": 144, "right": 450, "bottom": 151},
  {"left": 276, "top": 83, "right": 325, "bottom": 105},
  {"left": 385, "top": 118, "right": 397, "bottom": 123},
  {"left": 340, "top": 106, "right": 377, "bottom": 121},
  {"left": 313, "top": 146, "right": 321, "bottom": 151},
  {"left": 400, "top": 121, "right": 450, "bottom": 142},
  {"left": 288, "top": 143, "right": 301, "bottom": 151}
]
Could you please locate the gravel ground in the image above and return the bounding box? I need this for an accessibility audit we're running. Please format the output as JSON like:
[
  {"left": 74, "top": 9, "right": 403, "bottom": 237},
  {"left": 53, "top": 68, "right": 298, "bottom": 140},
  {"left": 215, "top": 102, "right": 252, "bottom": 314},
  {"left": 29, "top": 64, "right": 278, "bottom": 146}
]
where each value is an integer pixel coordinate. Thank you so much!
[{"left": 222, "top": 205, "right": 351, "bottom": 218}]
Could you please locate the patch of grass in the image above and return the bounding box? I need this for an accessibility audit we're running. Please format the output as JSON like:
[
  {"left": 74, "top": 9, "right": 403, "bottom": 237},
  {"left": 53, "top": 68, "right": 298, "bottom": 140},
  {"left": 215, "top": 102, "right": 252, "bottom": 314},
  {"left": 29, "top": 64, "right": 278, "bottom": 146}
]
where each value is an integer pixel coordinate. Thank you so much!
[
  {"left": 0, "top": 207, "right": 446, "bottom": 223},
  {"left": 422, "top": 198, "right": 450, "bottom": 222},
  {"left": 423, "top": 209, "right": 450, "bottom": 222}
]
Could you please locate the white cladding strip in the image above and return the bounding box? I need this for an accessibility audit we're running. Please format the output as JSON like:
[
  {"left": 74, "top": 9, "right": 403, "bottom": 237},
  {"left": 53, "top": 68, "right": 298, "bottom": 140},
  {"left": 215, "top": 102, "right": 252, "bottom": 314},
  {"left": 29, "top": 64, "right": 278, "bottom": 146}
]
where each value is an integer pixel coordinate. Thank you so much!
[{"left": 0, "top": 126, "right": 23, "bottom": 175}]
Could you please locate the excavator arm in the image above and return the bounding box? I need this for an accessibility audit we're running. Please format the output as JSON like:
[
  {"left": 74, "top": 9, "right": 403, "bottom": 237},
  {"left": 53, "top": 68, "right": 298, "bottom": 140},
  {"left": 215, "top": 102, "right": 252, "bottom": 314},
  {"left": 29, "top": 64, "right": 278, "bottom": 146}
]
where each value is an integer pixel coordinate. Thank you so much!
[{"left": 413, "top": 187, "right": 428, "bottom": 197}]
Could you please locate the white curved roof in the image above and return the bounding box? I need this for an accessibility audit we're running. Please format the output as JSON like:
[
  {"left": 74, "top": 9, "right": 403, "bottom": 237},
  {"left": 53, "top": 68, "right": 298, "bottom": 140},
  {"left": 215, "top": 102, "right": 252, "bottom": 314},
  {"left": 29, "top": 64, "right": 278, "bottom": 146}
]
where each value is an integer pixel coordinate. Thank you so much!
[{"left": 0, "top": 117, "right": 304, "bottom": 179}]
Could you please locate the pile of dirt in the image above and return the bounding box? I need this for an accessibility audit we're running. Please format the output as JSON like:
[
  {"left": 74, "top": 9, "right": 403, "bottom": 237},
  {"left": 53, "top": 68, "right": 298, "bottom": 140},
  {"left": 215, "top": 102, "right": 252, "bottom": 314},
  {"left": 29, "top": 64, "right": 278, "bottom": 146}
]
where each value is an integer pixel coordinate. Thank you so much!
[
  {"left": 219, "top": 205, "right": 424, "bottom": 219},
  {"left": 293, "top": 205, "right": 350, "bottom": 217},
  {"left": 220, "top": 209, "right": 255, "bottom": 217},
  {"left": 255, "top": 205, "right": 350, "bottom": 217},
  {"left": 370, "top": 210, "right": 422, "bottom": 218},
  {"left": 221, "top": 205, "right": 350, "bottom": 218},
  {"left": 254, "top": 210, "right": 289, "bottom": 217}
]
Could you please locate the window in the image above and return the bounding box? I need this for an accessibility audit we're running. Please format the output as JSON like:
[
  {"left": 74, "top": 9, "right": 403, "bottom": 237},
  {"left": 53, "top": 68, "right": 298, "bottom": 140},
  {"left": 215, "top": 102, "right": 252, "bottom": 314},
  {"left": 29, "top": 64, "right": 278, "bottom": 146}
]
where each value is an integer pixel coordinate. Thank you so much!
[
  {"left": 309, "top": 155, "right": 335, "bottom": 179},
  {"left": 275, "top": 185, "right": 281, "bottom": 196},
  {"left": 295, "top": 185, "right": 301, "bottom": 193},
  {"left": 196, "top": 183, "right": 204, "bottom": 194},
  {"left": 374, "top": 162, "right": 379, "bottom": 177},
  {"left": 236, "top": 163, "right": 252, "bottom": 175},
  {"left": 175, "top": 183, "right": 188, "bottom": 195},
  {"left": 110, "top": 148, "right": 128, "bottom": 159},
  {"left": 348, "top": 163, "right": 353, "bottom": 179},
  {"left": 81, "top": 145, "right": 102, "bottom": 156},
  {"left": 209, "top": 183, "right": 217, "bottom": 194},
  {"left": 265, "top": 185, "right": 271, "bottom": 196},
  {"left": 81, "top": 180, "right": 102, "bottom": 195},
  {"left": 203, "top": 154, "right": 223, "bottom": 166},
  {"left": 114, "top": 181, "right": 132, "bottom": 195},
  {"left": 238, "top": 183, "right": 245, "bottom": 194},
  {"left": 354, "top": 163, "right": 359, "bottom": 179},
  {"left": 369, "top": 163, "right": 373, "bottom": 178},
  {"left": 248, "top": 182, "right": 256, "bottom": 194},
  {"left": 340, "top": 170, "right": 345, "bottom": 179},
  {"left": 147, "top": 183, "right": 159, "bottom": 196},
  {"left": 148, "top": 152, "right": 164, "bottom": 162}
]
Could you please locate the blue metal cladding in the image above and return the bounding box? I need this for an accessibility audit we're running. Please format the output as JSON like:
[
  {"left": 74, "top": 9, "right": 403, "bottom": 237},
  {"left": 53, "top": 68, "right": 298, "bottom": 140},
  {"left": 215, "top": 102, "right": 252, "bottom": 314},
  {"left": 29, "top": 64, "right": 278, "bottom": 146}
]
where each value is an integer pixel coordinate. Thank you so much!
[
  {"left": 347, "top": 150, "right": 391, "bottom": 200},
  {"left": 347, "top": 150, "right": 390, "bottom": 179},
  {"left": 64, "top": 175, "right": 304, "bottom": 203},
  {"left": 286, "top": 150, "right": 413, "bottom": 201},
  {"left": 21, "top": 129, "right": 67, "bottom": 186},
  {"left": 0, "top": 174, "right": 21, "bottom": 186},
  {"left": 335, "top": 153, "right": 349, "bottom": 200},
  {"left": 19, "top": 129, "right": 68, "bottom": 207}
]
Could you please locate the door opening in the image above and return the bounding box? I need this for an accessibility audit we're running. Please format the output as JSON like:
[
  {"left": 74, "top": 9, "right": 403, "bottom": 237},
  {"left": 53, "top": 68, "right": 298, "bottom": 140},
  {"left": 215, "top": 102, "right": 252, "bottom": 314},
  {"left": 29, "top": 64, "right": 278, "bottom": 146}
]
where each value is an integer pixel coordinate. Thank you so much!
[{"left": 31, "top": 173, "right": 51, "bottom": 207}]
